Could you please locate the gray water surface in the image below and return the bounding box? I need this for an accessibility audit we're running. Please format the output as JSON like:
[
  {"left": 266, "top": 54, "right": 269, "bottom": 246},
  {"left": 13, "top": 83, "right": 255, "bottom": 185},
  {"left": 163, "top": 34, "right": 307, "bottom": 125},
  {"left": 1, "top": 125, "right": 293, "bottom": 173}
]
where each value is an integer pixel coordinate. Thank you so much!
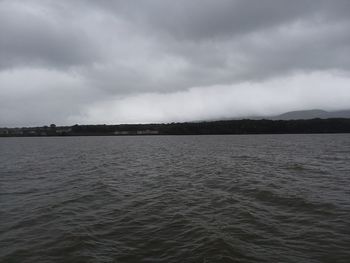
[{"left": 1, "top": 135, "right": 350, "bottom": 262}]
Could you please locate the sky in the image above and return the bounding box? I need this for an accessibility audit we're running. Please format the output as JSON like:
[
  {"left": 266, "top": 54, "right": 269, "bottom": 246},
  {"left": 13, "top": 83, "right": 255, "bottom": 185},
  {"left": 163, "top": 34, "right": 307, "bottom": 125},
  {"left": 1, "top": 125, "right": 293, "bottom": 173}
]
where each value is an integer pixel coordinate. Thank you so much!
[{"left": 1, "top": 0, "right": 350, "bottom": 127}]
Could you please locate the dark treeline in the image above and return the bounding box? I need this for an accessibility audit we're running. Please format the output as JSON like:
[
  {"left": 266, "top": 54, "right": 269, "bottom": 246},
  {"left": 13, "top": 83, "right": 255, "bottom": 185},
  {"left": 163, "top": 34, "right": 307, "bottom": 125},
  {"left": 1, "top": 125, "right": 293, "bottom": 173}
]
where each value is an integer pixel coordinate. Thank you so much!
[{"left": 1, "top": 118, "right": 350, "bottom": 137}]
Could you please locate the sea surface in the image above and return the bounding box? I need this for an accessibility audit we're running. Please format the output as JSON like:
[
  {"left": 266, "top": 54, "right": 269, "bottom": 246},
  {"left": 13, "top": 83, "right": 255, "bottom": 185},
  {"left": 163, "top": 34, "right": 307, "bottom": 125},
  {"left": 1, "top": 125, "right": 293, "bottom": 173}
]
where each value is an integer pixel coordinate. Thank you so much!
[{"left": 1, "top": 134, "right": 350, "bottom": 263}]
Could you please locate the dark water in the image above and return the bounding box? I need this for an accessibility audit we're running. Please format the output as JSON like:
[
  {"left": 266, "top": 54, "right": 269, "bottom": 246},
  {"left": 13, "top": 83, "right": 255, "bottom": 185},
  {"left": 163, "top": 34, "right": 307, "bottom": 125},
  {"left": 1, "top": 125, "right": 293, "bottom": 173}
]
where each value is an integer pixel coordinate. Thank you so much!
[{"left": 1, "top": 135, "right": 350, "bottom": 263}]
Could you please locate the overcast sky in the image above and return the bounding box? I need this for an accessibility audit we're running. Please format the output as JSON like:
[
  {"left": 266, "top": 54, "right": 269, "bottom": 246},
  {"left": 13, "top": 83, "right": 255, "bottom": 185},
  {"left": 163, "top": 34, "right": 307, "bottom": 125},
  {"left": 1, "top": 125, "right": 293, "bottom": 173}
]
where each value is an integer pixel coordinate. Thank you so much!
[{"left": 1, "top": 0, "right": 350, "bottom": 127}]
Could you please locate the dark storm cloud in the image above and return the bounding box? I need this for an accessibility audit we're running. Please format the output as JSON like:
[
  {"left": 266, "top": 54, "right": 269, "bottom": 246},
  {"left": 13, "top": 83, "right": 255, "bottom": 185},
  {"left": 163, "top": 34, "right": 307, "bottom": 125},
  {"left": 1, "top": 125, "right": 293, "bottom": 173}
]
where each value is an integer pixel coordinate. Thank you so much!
[
  {"left": 74, "top": 0, "right": 350, "bottom": 90},
  {"left": 84, "top": 0, "right": 350, "bottom": 40},
  {"left": 0, "top": 0, "right": 350, "bottom": 126}
]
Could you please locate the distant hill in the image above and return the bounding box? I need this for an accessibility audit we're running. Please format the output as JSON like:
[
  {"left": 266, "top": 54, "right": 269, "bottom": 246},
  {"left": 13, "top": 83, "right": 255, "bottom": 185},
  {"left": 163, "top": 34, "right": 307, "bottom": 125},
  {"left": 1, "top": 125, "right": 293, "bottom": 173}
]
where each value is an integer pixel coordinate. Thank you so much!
[
  {"left": 211, "top": 109, "right": 350, "bottom": 122},
  {"left": 205, "top": 109, "right": 350, "bottom": 122},
  {"left": 270, "top": 109, "right": 350, "bottom": 120}
]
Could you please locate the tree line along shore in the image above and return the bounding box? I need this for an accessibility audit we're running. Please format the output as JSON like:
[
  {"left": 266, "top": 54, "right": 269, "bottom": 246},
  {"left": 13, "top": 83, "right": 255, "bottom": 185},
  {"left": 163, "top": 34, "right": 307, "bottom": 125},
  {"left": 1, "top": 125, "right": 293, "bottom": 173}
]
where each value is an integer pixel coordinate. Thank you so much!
[{"left": 1, "top": 118, "right": 350, "bottom": 137}]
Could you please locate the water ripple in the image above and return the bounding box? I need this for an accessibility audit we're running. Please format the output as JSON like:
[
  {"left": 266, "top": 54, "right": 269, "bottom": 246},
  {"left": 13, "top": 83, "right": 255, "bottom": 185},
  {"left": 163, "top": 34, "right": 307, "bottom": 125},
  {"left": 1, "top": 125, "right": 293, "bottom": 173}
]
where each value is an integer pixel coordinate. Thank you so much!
[{"left": 1, "top": 134, "right": 350, "bottom": 262}]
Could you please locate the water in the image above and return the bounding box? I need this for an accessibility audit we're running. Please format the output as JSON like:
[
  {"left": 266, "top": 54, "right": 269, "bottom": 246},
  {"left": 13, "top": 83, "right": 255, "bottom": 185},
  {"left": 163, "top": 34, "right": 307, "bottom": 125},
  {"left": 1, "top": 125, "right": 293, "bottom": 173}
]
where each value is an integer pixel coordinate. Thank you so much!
[{"left": 1, "top": 134, "right": 350, "bottom": 263}]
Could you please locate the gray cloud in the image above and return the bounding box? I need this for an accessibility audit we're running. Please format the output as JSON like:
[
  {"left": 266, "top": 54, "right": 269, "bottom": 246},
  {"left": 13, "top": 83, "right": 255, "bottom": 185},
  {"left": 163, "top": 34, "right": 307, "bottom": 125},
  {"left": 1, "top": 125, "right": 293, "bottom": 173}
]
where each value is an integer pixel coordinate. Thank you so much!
[
  {"left": 0, "top": 0, "right": 349, "bottom": 126},
  {"left": 0, "top": 1, "right": 100, "bottom": 70},
  {"left": 84, "top": 0, "right": 350, "bottom": 40}
]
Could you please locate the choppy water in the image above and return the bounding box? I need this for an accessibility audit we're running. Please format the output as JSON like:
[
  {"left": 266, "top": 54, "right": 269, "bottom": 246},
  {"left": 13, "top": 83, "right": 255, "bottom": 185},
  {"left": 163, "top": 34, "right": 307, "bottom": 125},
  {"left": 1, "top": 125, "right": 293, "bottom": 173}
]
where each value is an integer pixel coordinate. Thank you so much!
[{"left": 1, "top": 134, "right": 350, "bottom": 263}]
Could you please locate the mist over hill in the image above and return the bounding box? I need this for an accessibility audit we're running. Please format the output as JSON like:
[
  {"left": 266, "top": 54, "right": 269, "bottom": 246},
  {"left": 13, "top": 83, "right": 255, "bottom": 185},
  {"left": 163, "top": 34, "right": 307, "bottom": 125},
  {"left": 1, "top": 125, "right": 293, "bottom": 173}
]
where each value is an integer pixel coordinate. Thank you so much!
[
  {"left": 206, "top": 109, "right": 350, "bottom": 122},
  {"left": 228, "top": 109, "right": 350, "bottom": 121},
  {"left": 269, "top": 109, "right": 350, "bottom": 120}
]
